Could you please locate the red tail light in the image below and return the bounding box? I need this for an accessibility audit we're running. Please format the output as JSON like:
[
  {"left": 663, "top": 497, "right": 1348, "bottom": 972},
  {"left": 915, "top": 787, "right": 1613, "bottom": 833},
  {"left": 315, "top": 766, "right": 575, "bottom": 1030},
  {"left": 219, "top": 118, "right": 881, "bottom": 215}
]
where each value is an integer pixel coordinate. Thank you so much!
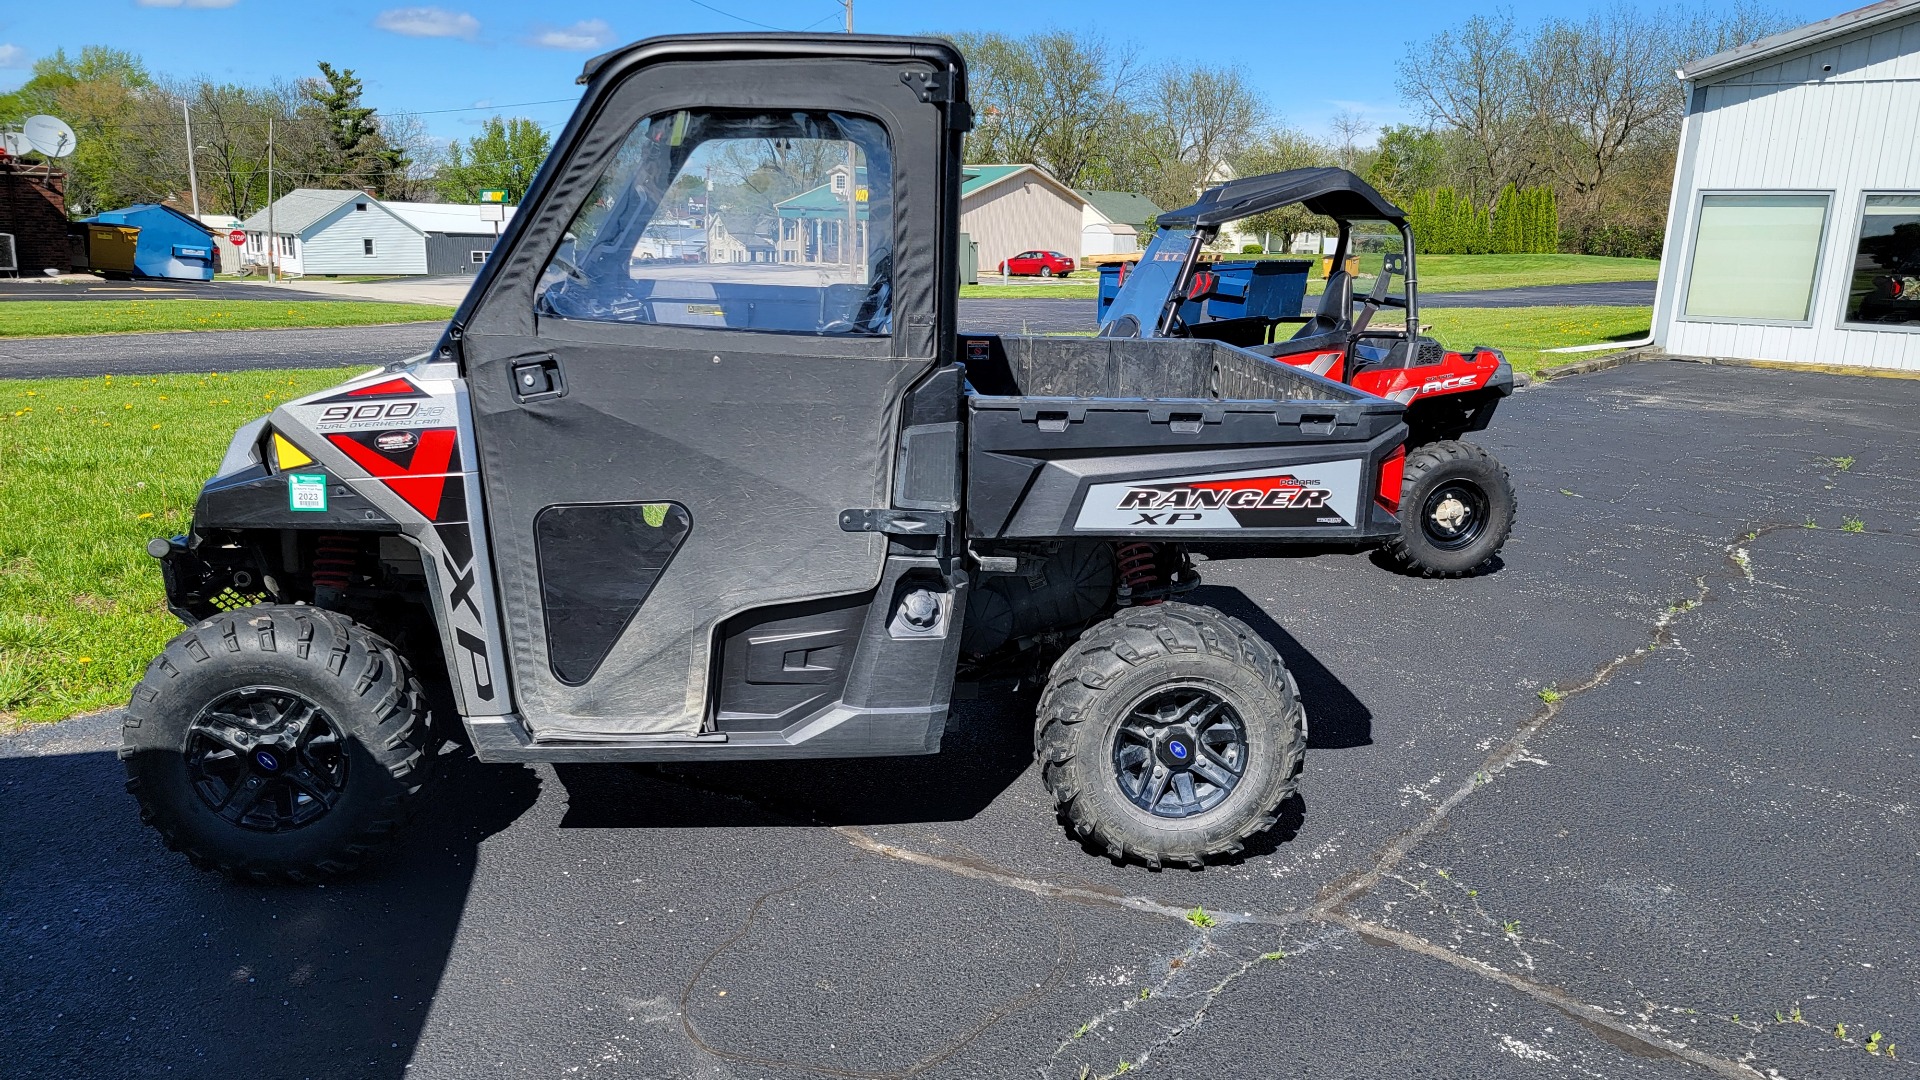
[{"left": 1376, "top": 447, "right": 1406, "bottom": 511}]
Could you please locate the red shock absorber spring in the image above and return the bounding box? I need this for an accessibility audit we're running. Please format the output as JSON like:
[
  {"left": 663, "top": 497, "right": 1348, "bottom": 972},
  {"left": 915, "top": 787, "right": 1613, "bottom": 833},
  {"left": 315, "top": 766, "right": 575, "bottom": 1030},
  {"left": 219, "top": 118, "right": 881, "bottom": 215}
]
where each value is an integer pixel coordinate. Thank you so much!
[
  {"left": 1114, "top": 542, "right": 1162, "bottom": 606},
  {"left": 311, "top": 534, "right": 359, "bottom": 594}
]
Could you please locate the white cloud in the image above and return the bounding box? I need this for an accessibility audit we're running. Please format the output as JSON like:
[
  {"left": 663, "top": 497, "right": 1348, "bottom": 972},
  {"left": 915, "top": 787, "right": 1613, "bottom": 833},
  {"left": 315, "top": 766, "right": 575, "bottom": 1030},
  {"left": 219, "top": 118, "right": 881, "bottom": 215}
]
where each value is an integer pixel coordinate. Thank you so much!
[
  {"left": 527, "top": 19, "right": 613, "bottom": 51},
  {"left": 0, "top": 44, "right": 27, "bottom": 69},
  {"left": 136, "top": 0, "right": 242, "bottom": 8},
  {"left": 374, "top": 6, "right": 480, "bottom": 40}
]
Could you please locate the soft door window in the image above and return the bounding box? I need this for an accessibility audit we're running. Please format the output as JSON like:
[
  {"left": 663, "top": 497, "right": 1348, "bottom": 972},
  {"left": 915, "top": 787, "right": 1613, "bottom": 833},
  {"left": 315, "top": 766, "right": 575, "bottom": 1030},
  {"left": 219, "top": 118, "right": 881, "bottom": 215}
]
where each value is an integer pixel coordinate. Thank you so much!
[
  {"left": 1843, "top": 194, "right": 1920, "bottom": 326},
  {"left": 1683, "top": 194, "right": 1829, "bottom": 322},
  {"left": 536, "top": 108, "right": 894, "bottom": 336}
]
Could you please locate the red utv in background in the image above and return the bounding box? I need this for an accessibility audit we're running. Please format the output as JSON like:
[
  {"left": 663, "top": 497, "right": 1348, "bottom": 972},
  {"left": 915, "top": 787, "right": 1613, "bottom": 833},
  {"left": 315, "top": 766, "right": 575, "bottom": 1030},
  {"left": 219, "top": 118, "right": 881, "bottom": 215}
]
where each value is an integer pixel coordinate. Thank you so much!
[
  {"left": 1098, "top": 168, "right": 1518, "bottom": 577},
  {"left": 1001, "top": 249, "right": 1076, "bottom": 277}
]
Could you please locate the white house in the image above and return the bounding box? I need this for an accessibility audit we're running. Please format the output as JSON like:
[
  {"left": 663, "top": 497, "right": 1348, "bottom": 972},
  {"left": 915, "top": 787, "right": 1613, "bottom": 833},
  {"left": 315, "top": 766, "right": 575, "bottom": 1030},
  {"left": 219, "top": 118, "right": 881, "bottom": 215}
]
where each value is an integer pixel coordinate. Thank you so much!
[
  {"left": 1652, "top": 0, "right": 1920, "bottom": 370},
  {"left": 1077, "top": 189, "right": 1163, "bottom": 257},
  {"left": 238, "top": 189, "right": 428, "bottom": 277}
]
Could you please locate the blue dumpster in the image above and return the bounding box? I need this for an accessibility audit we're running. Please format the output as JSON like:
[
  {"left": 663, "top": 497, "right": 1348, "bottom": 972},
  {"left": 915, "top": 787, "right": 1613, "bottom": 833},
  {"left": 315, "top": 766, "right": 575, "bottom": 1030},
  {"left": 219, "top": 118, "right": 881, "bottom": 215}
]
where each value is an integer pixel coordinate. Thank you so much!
[
  {"left": 1098, "top": 257, "right": 1310, "bottom": 326},
  {"left": 84, "top": 204, "right": 217, "bottom": 282}
]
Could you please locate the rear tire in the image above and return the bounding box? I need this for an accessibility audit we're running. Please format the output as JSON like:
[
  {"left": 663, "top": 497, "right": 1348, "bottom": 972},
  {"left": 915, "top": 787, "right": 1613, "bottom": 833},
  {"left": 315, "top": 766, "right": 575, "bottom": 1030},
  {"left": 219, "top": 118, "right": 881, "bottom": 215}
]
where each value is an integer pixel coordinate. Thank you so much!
[
  {"left": 1036, "top": 603, "right": 1305, "bottom": 869},
  {"left": 121, "top": 605, "right": 433, "bottom": 883},
  {"left": 1383, "top": 440, "right": 1515, "bottom": 578}
]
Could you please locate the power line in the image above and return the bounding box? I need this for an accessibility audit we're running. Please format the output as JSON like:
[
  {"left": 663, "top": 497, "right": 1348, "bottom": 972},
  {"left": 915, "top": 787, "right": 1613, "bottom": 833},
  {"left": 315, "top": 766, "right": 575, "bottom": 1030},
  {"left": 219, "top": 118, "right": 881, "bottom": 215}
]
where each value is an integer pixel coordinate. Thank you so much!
[{"left": 683, "top": 0, "right": 789, "bottom": 31}]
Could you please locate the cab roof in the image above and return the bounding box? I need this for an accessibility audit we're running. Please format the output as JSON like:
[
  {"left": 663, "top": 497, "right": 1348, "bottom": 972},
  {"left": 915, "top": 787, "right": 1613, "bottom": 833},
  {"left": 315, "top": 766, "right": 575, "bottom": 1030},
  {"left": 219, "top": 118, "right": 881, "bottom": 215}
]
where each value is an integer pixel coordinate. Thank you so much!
[{"left": 1157, "top": 168, "right": 1405, "bottom": 228}]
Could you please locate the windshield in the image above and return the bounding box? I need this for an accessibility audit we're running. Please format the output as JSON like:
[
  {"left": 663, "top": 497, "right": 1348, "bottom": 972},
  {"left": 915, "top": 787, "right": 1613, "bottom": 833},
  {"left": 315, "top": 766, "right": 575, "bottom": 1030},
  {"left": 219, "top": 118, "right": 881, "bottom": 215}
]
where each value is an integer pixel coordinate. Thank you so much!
[{"left": 1099, "top": 228, "right": 1195, "bottom": 337}]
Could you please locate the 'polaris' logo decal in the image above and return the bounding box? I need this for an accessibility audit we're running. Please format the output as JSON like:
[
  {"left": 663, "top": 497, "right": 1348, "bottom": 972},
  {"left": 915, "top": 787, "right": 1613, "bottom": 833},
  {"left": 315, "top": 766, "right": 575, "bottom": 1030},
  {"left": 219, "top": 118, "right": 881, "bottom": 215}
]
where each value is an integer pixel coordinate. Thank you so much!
[{"left": 1075, "top": 460, "right": 1364, "bottom": 531}]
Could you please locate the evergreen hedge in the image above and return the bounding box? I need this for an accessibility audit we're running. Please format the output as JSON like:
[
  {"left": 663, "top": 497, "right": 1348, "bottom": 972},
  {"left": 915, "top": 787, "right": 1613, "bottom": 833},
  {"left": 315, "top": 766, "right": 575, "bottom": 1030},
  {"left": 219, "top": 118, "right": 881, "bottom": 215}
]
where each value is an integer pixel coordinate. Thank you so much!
[{"left": 1404, "top": 185, "right": 1559, "bottom": 254}]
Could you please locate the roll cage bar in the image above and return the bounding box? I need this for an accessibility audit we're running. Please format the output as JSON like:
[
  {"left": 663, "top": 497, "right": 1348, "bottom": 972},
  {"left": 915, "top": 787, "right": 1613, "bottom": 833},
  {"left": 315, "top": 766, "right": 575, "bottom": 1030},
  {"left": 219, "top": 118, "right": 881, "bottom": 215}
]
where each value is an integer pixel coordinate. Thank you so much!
[{"left": 1144, "top": 168, "right": 1420, "bottom": 348}]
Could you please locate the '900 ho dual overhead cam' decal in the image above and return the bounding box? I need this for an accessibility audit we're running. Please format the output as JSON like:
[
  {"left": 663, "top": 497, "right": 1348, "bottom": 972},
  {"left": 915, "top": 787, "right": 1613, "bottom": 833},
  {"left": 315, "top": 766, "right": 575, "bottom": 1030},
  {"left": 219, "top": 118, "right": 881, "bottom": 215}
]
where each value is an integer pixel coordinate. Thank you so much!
[{"left": 1075, "top": 460, "right": 1364, "bottom": 531}]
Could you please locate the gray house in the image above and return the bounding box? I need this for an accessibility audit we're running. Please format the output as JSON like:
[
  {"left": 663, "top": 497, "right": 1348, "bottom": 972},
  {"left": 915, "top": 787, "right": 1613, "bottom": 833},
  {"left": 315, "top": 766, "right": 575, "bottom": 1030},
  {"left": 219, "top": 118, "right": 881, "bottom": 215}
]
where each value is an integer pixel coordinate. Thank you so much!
[{"left": 239, "top": 189, "right": 428, "bottom": 277}]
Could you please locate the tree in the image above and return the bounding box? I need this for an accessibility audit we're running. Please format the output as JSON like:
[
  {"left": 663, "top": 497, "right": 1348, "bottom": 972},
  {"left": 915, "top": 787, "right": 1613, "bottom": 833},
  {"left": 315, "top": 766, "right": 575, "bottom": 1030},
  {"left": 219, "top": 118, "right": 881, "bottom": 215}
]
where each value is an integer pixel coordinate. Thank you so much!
[
  {"left": 1129, "top": 63, "right": 1267, "bottom": 211},
  {"left": 950, "top": 30, "right": 1140, "bottom": 188},
  {"left": 4, "top": 47, "right": 154, "bottom": 213},
  {"left": 302, "top": 62, "right": 407, "bottom": 195},
  {"left": 435, "top": 117, "right": 552, "bottom": 203},
  {"left": 1366, "top": 125, "right": 1449, "bottom": 203},
  {"left": 1396, "top": 13, "right": 1532, "bottom": 204}
]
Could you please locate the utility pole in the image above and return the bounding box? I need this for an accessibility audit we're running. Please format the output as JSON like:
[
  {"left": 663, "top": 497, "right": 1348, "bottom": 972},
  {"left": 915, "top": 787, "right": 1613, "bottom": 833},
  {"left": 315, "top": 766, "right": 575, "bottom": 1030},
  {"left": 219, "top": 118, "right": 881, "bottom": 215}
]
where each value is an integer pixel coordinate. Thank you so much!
[
  {"left": 266, "top": 116, "right": 277, "bottom": 284},
  {"left": 842, "top": 0, "right": 858, "bottom": 273},
  {"left": 182, "top": 102, "right": 202, "bottom": 219}
]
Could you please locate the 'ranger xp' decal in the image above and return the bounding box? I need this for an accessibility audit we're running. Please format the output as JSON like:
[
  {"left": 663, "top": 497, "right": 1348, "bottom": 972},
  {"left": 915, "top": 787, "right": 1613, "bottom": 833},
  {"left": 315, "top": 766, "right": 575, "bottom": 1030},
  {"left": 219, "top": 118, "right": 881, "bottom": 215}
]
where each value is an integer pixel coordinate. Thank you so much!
[{"left": 1075, "top": 460, "right": 1364, "bottom": 531}]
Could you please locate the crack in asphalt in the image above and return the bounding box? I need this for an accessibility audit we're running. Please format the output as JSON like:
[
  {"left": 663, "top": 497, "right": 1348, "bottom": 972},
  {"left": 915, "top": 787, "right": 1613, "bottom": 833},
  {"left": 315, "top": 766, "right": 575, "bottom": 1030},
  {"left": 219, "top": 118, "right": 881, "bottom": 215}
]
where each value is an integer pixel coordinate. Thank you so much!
[{"left": 642, "top": 523, "right": 1800, "bottom": 1079}]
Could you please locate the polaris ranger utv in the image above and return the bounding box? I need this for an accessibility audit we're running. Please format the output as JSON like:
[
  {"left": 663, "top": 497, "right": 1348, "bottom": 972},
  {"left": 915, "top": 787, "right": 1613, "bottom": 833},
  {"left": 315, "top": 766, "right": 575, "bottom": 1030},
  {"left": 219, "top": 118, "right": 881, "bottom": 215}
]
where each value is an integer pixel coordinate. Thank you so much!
[
  {"left": 1098, "top": 169, "right": 1519, "bottom": 577},
  {"left": 125, "top": 33, "right": 1413, "bottom": 880}
]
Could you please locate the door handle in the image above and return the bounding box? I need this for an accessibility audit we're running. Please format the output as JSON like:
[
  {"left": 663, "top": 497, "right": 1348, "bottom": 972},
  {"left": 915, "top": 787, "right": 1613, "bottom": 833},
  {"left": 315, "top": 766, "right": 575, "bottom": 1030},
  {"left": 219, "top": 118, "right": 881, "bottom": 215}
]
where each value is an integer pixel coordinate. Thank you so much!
[{"left": 511, "top": 355, "right": 566, "bottom": 403}]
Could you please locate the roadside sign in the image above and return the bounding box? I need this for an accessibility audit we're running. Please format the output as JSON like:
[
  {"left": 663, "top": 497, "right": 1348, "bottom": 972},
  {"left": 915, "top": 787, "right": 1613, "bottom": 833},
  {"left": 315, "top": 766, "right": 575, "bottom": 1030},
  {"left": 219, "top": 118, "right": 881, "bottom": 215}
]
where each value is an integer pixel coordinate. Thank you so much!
[
  {"left": 227, "top": 229, "right": 246, "bottom": 246},
  {"left": 479, "top": 190, "right": 508, "bottom": 204},
  {"left": 479, "top": 203, "right": 505, "bottom": 222}
]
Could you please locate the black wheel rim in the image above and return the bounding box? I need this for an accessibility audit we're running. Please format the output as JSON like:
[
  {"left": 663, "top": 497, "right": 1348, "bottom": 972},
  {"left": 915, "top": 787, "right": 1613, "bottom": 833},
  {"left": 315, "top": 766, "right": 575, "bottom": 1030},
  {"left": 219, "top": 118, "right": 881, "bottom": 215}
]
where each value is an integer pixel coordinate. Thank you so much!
[
  {"left": 1111, "top": 684, "right": 1247, "bottom": 819},
  {"left": 186, "top": 686, "right": 348, "bottom": 832},
  {"left": 1421, "top": 478, "right": 1490, "bottom": 551}
]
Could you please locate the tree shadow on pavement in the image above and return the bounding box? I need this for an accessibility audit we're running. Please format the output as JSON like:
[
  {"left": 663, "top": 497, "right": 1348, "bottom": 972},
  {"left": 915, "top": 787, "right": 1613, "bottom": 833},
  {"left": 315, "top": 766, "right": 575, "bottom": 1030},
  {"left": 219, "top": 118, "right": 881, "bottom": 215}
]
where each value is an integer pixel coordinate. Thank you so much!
[{"left": 0, "top": 724, "right": 540, "bottom": 1080}]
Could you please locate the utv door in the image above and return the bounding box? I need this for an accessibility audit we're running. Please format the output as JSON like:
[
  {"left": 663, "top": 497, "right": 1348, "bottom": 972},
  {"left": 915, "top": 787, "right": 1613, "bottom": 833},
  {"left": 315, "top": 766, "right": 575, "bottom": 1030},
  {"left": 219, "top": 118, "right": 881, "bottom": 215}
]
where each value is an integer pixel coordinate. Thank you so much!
[{"left": 456, "top": 38, "right": 965, "bottom": 737}]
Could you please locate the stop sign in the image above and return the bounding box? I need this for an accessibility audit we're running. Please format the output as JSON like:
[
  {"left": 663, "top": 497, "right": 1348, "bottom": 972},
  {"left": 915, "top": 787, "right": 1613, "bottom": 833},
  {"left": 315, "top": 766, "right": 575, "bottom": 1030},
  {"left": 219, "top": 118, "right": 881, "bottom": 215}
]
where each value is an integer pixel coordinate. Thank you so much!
[{"left": 228, "top": 230, "right": 246, "bottom": 246}]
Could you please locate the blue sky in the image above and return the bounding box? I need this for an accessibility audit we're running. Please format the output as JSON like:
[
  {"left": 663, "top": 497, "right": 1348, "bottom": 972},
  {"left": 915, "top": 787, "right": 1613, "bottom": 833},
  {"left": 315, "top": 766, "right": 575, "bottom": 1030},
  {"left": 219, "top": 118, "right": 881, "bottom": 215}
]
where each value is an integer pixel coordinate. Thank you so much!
[{"left": 0, "top": 0, "right": 1842, "bottom": 143}]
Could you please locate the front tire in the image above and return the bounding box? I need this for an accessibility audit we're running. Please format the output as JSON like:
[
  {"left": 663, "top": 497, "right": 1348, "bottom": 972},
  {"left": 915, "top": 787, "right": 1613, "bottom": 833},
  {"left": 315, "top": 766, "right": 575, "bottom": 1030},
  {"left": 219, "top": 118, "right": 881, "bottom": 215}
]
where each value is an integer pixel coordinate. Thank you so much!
[
  {"left": 121, "top": 606, "right": 433, "bottom": 883},
  {"left": 1383, "top": 440, "right": 1516, "bottom": 578},
  {"left": 1036, "top": 603, "right": 1305, "bottom": 869}
]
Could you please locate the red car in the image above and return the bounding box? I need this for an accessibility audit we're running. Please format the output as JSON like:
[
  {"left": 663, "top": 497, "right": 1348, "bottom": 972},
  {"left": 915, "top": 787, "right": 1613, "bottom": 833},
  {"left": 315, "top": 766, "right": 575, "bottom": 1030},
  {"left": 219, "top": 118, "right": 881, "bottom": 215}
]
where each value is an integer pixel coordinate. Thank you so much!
[{"left": 1001, "top": 249, "right": 1076, "bottom": 277}]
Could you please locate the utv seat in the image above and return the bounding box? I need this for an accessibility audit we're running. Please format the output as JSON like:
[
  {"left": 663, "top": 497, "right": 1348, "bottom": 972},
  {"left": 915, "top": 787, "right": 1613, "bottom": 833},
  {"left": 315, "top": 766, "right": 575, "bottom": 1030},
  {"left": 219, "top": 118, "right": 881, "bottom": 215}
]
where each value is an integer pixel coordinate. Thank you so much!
[{"left": 1255, "top": 269, "right": 1351, "bottom": 358}]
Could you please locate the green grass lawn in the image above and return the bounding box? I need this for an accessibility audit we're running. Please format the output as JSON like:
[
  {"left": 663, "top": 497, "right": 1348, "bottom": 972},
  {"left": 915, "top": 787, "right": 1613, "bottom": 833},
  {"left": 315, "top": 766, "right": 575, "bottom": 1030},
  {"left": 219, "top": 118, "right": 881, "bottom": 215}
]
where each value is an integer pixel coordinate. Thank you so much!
[
  {"left": 1415, "top": 254, "right": 1658, "bottom": 293},
  {"left": 0, "top": 300, "right": 454, "bottom": 338},
  {"left": 961, "top": 282, "right": 1098, "bottom": 299},
  {"left": 0, "top": 368, "right": 357, "bottom": 725},
  {"left": 1421, "top": 305, "right": 1650, "bottom": 374}
]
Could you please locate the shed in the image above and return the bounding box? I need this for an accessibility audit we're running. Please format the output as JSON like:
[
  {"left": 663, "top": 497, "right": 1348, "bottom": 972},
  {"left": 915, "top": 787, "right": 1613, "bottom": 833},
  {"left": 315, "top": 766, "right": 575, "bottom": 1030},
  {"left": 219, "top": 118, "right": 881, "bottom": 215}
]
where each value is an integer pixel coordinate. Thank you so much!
[
  {"left": 1077, "top": 189, "right": 1164, "bottom": 257},
  {"left": 1653, "top": 0, "right": 1920, "bottom": 370},
  {"left": 960, "top": 164, "right": 1089, "bottom": 269},
  {"left": 385, "top": 201, "right": 518, "bottom": 275},
  {"left": 238, "top": 189, "right": 428, "bottom": 277},
  {"left": 84, "top": 203, "right": 217, "bottom": 281}
]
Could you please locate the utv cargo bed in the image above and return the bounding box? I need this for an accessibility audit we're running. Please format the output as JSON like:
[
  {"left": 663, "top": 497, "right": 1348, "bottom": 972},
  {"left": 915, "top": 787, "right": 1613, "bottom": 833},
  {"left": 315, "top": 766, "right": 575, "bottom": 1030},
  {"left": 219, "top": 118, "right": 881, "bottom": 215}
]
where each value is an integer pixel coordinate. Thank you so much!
[{"left": 960, "top": 335, "right": 1407, "bottom": 540}]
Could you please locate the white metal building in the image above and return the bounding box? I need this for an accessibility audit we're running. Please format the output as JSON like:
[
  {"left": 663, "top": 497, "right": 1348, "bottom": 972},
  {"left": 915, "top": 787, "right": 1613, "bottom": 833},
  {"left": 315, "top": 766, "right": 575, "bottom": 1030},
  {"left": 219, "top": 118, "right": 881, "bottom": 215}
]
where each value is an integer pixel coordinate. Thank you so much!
[
  {"left": 1653, "top": 0, "right": 1920, "bottom": 370},
  {"left": 238, "top": 189, "right": 428, "bottom": 277}
]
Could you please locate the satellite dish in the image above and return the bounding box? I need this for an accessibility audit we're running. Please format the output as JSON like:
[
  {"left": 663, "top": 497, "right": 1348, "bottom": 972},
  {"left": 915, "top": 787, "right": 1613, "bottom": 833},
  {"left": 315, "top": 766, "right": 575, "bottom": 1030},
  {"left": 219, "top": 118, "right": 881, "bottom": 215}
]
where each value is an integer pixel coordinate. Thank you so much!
[
  {"left": 0, "top": 132, "right": 30, "bottom": 157},
  {"left": 23, "top": 115, "right": 78, "bottom": 158}
]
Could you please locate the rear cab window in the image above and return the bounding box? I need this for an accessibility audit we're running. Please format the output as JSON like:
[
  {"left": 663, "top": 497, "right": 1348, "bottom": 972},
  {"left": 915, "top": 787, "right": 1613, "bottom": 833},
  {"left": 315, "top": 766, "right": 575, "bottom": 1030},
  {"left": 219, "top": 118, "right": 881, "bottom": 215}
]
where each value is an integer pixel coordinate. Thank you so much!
[{"left": 537, "top": 108, "right": 893, "bottom": 336}]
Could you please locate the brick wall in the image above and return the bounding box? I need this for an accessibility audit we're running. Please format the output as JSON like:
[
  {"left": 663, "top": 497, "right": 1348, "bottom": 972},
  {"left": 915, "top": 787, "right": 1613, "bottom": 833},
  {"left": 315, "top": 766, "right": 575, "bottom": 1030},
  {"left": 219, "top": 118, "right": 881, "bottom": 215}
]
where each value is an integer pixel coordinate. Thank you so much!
[{"left": 0, "top": 165, "right": 73, "bottom": 274}]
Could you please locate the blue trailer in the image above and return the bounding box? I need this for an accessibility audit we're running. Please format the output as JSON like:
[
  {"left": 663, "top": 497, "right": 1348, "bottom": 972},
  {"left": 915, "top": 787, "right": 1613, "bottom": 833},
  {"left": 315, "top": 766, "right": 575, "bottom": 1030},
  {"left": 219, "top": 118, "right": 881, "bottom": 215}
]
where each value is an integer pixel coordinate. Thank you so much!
[
  {"left": 83, "top": 204, "right": 218, "bottom": 282},
  {"left": 1097, "top": 255, "right": 1310, "bottom": 326}
]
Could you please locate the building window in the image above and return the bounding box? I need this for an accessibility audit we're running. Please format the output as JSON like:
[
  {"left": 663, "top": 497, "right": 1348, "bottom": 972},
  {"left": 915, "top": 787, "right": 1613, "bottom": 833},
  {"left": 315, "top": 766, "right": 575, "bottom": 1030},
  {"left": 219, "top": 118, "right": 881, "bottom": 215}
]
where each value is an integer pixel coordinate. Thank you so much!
[
  {"left": 471, "top": 250, "right": 489, "bottom": 264},
  {"left": 278, "top": 235, "right": 296, "bottom": 257},
  {"left": 356, "top": 203, "right": 368, "bottom": 212},
  {"left": 363, "top": 238, "right": 375, "bottom": 256},
  {"left": 1683, "top": 193, "right": 1829, "bottom": 323},
  {"left": 1843, "top": 193, "right": 1920, "bottom": 327}
]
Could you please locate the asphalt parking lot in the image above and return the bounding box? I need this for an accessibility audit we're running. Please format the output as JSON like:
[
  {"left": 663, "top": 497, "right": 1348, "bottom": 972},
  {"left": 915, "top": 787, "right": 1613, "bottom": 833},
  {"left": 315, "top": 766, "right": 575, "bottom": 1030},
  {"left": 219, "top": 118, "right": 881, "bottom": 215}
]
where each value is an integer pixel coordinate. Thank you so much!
[{"left": 3, "top": 360, "right": 1916, "bottom": 1080}]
